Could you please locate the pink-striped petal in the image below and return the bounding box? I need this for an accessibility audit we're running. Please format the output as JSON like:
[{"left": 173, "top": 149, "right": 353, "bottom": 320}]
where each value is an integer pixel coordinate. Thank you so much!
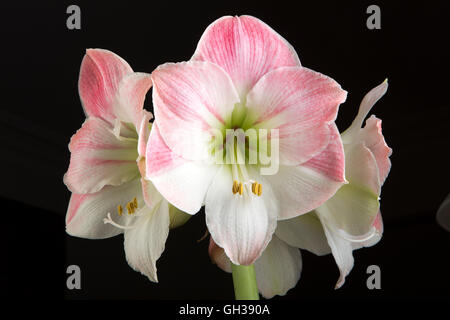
[
  {"left": 79, "top": 49, "right": 133, "bottom": 124},
  {"left": 266, "top": 124, "right": 346, "bottom": 219},
  {"left": 145, "top": 123, "right": 219, "bottom": 214},
  {"left": 114, "top": 72, "right": 153, "bottom": 129},
  {"left": 66, "top": 179, "right": 143, "bottom": 239},
  {"left": 246, "top": 66, "right": 347, "bottom": 165},
  {"left": 151, "top": 61, "right": 240, "bottom": 161},
  {"left": 359, "top": 116, "right": 392, "bottom": 185},
  {"left": 192, "top": 15, "right": 300, "bottom": 98},
  {"left": 64, "top": 117, "right": 139, "bottom": 194},
  {"left": 205, "top": 166, "right": 278, "bottom": 265}
]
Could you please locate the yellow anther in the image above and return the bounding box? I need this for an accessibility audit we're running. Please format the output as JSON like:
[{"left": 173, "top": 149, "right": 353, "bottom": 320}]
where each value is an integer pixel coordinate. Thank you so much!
[
  {"left": 232, "top": 180, "right": 239, "bottom": 194},
  {"left": 133, "top": 197, "right": 138, "bottom": 209},
  {"left": 251, "top": 182, "right": 262, "bottom": 196},
  {"left": 257, "top": 183, "right": 262, "bottom": 196},
  {"left": 126, "top": 202, "right": 133, "bottom": 215},
  {"left": 117, "top": 205, "right": 123, "bottom": 216},
  {"left": 238, "top": 182, "right": 243, "bottom": 195}
]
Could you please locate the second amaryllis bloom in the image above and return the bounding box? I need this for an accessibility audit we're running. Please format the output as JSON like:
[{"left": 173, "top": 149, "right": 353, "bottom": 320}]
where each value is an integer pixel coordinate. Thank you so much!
[
  {"left": 146, "top": 15, "right": 348, "bottom": 265},
  {"left": 277, "top": 80, "right": 391, "bottom": 289},
  {"left": 64, "top": 49, "right": 179, "bottom": 282}
]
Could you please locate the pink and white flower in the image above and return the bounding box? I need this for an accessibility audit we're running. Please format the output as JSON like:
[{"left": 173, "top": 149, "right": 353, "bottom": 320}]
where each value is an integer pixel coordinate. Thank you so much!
[
  {"left": 210, "top": 80, "right": 392, "bottom": 296},
  {"left": 64, "top": 49, "right": 173, "bottom": 282},
  {"left": 276, "top": 80, "right": 392, "bottom": 289},
  {"left": 146, "top": 16, "right": 347, "bottom": 266}
]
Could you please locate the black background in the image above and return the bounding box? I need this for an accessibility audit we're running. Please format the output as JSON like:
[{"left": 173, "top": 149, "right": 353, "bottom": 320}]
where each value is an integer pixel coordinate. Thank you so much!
[{"left": 2, "top": 0, "right": 450, "bottom": 306}]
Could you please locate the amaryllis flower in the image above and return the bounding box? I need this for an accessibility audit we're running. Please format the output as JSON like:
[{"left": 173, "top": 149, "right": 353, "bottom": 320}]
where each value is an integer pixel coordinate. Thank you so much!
[
  {"left": 146, "top": 16, "right": 347, "bottom": 266},
  {"left": 209, "top": 80, "right": 392, "bottom": 296},
  {"left": 276, "top": 80, "right": 392, "bottom": 288},
  {"left": 64, "top": 49, "right": 176, "bottom": 282}
]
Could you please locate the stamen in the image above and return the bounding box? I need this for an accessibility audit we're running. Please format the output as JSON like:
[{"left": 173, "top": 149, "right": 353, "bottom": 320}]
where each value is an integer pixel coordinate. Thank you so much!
[
  {"left": 232, "top": 180, "right": 239, "bottom": 194},
  {"left": 133, "top": 197, "right": 138, "bottom": 209},
  {"left": 103, "top": 212, "right": 135, "bottom": 230},
  {"left": 117, "top": 205, "right": 123, "bottom": 216},
  {"left": 127, "top": 202, "right": 135, "bottom": 214},
  {"left": 251, "top": 182, "right": 262, "bottom": 196},
  {"left": 232, "top": 180, "right": 263, "bottom": 196}
]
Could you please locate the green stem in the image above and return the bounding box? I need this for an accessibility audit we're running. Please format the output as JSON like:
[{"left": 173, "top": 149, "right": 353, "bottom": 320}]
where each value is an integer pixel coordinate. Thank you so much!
[{"left": 231, "top": 263, "right": 259, "bottom": 300}]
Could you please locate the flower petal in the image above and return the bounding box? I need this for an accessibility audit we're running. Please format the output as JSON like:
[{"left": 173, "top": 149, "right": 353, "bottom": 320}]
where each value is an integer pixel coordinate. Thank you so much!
[
  {"left": 192, "top": 15, "right": 300, "bottom": 98},
  {"left": 209, "top": 232, "right": 302, "bottom": 298},
  {"left": 145, "top": 123, "right": 219, "bottom": 214},
  {"left": 140, "top": 177, "right": 163, "bottom": 209},
  {"left": 208, "top": 237, "right": 232, "bottom": 273},
  {"left": 152, "top": 61, "right": 240, "bottom": 161},
  {"left": 64, "top": 117, "right": 139, "bottom": 194},
  {"left": 359, "top": 116, "right": 392, "bottom": 185},
  {"left": 275, "top": 212, "right": 331, "bottom": 256},
  {"left": 168, "top": 204, "right": 191, "bottom": 229},
  {"left": 137, "top": 113, "right": 152, "bottom": 158},
  {"left": 66, "top": 179, "right": 143, "bottom": 239},
  {"left": 266, "top": 124, "right": 345, "bottom": 219},
  {"left": 315, "top": 141, "right": 381, "bottom": 240},
  {"left": 113, "top": 119, "right": 139, "bottom": 139},
  {"left": 124, "top": 199, "right": 170, "bottom": 282},
  {"left": 79, "top": 49, "right": 133, "bottom": 124},
  {"left": 318, "top": 216, "right": 354, "bottom": 289},
  {"left": 437, "top": 193, "right": 450, "bottom": 232},
  {"left": 114, "top": 72, "right": 153, "bottom": 129},
  {"left": 345, "top": 141, "right": 381, "bottom": 196},
  {"left": 254, "top": 235, "right": 302, "bottom": 299},
  {"left": 353, "top": 210, "right": 383, "bottom": 249},
  {"left": 302, "top": 124, "right": 346, "bottom": 182},
  {"left": 315, "top": 183, "right": 379, "bottom": 241},
  {"left": 342, "top": 79, "right": 388, "bottom": 143},
  {"left": 205, "top": 166, "right": 278, "bottom": 265},
  {"left": 246, "top": 66, "right": 347, "bottom": 165}
]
